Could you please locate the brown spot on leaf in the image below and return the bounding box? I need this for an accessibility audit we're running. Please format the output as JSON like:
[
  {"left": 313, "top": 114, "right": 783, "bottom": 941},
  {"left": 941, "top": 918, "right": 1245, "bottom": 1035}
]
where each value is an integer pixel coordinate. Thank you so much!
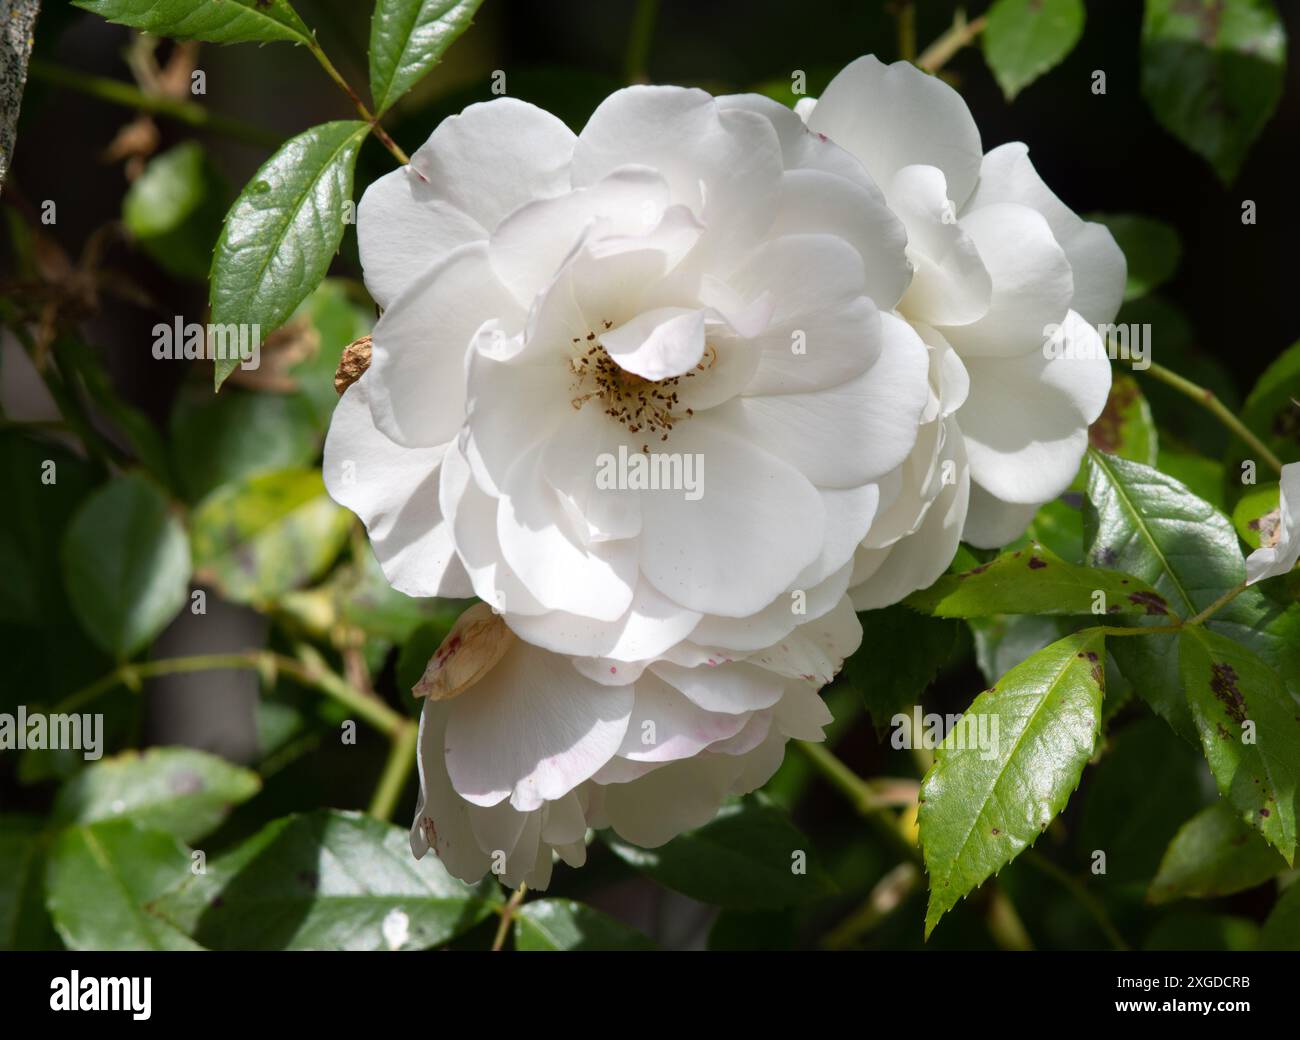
[
  {"left": 1127, "top": 591, "right": 1169, "bottom": 616},
  {"left": 1027, "top": 557, "right": 1047, "bottom": 570},
  {"left": 1209, "top": 661, "right": 1247, "bottom": 725}
]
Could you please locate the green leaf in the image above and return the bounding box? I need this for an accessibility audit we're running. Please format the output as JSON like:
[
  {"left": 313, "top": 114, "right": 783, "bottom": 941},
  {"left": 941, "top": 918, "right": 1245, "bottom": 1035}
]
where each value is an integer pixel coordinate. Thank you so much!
[
  {"left": 513, "top": 899, "right": 655, "bottom": 951},
  {"left": 169, "top": 384, "right": 320, "bottom": 503},
  {"left": 1231, "top": 481, "right": 1280, "bottom": 550},
  {"left": 1089, "top": 213, "right": 1181, "bottom": 301},
  {"left": 1148, "top": 800, "right": 1288, "bottom": 903},
  {"left": 60, "top": 473, "right": 191, "bottom": 659},
  {"left": 0, "top": 432, "right": 96, "bottom": 629},
  {"left": 123, "top": 141, "right": 228, "bottom": 281},
  {"left": 843, "top": 605, "right": 961, "bottom": 737},
  {"left": 907, "top": 541, "right": 1172, "bottom": 619},
  {"left": 1076, "top": 717, "right": 1206, "bottom": 888},
  {"left": 1179, "top": 626, "right": 1299, "bottom": 863},
  {"left": 1084, "top": 450, "right": 1244, "bottom": 739},
  {"left": 1157, "top": 448, "right": 1225, "bottom": 511},
  {"left": 1260, "top": 880, "right": 1300, "bottom": 950},
  {"left": 210, "top": 121, "right": 368, "bottom": 389},
  {"left": 982, "top": 0, "right": 1085, "bottom": 100},
  {"left": 1088, "top": 372, "right": 1159, "bottom": 466},
  {"left": 919, "top": 629, "right": 1105, "bottom": 938},
  {"left": 190, "top": 467, "right": 351, "bottom": 604},
  {"left": 1231, "top": 339, "right": 1300, "bottom": 468},
  {"left": 0, "top": 816, "right": 58, "bottom": 950},
  {"left": 72, "top": 0, "right": 311, "bottom": 46},
  {"left": 369, "top": 0, "right": 484, "bottom": 115},
  {"left": 1140, "top": 0, "right": 1286, "bottom": 183},
  {"left": 149, "top": 810, "right": 497, "bottom": 950},
  {"left": 1025, "top": 494, "right": 1085, "bottom": 563},
  {"left": 604, "top": 797, "right": 835, "bottom": 911},
  {"left": 45, "top": 820, "right": 202, "bottom": 951},
  {"left": 52, "top": 748, "right": 261, "bottom": 844}
]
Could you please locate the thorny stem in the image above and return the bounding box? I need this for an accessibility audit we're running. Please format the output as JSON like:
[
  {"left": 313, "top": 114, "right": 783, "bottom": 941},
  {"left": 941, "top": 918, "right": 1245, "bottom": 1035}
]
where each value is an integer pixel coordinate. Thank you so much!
[
  {"left": 916, "top": 11, "right": 988, "bottom": 73},
  {"left": 624, "top": 0, "right": 659, "bottom": 84},
  {"left": 307, "top": 41, "right": 410, "bottom": 165},
  {"left": 492, "top": 884, "right": 528, "bottom": 951},
  {"left": 27, "top": 59, "right": 280, "bottom": 147},
  {"left": 1023, "top": 851, "right": 1130, "bottom": 951},
  {"left": 1137, "top": 361, "right": 1285, "bottom": 475}
]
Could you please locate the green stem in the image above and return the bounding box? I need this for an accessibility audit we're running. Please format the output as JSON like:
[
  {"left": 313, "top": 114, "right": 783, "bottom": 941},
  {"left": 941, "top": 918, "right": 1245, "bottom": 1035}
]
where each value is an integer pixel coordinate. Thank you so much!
[
  {"left": 55, "top": 647, "right": 404, "bottom": 737},
  {"left": 367, "top": 719, "right": 418, "bottom": 820},
  {"left": 1138, "top": 361, "right": 1284, "bottom": 475},
  {"left": 307, "top": 41, "right": 409, "bottom": 165},
  {"left": 796, "top": 742, "right": 922, "bottom": 862},
  {"left": 822, "top": 862, "right": 921, "bottom": 950},
  {"left": 27, "top": 59, "right": 280, "bottom": 147},
  {"left": 1023, "top": 851, "right": 1130, "bottom": 951},
  {"left": 492, "top": 883, "right": 528, "bottom": 951},
  {"left": 896, "top": 2, "right": 917, "bottom": 63},
  {"left": 1186, "top": 581, "right": 1249, "bottom": 626},
  {"left": 624, "top": 0, "right": 659, "bottom": 84},
  {"left": 916, "top": 12, "right": 988, "bottom": 73}
]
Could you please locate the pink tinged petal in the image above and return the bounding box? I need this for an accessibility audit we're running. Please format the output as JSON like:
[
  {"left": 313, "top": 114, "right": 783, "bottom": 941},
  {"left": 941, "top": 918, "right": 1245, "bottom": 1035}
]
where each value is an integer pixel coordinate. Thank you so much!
[
  {"left": 939, "top": 202, "right": 1073, "bottom": 359},
  {"left": 591, "top": 755, "right": 663, "bottom": 785},
  {"left": 505, "top": 578, "right": 700, "bottom": 662},
  {"left": 488, "top": 166, "right": 670, "bottom": 306},
  {"left": 649, "top": 660, "right": 785, "bottom": 715},
  {"left": 619, "top": 671, "right": 752, "bottom": 763},
  {"left": 891, "top": 164, "right": 992, "bottom": 328},
  {"left": 966, "top": 142, "right": 1126, "bottom": 326},
  {"left": 439, "top": 440, "right": 547, "bottom": 616},
  {"left": 807, "top": 55, "right": 984, "bottom": 209},
  {"left": 707, "top": 710, "right": 774, "bottom": 756},
  {"left": 637, "top": 416, "right": 824, "bottom": 617},
  {"left": 745, "top": 596, "right": 863, "bottom": 687},
  {"left": 496, "top": 441, "right": 637, "bottom": 622},
  {"left": 730, "top": 731, "right": 791, "bottom": 794},
  {"left": 961, "top": 482, "right": 1041, "bottom": 549},
  {"left": 601, "top": 753, "right": 746, "bottom": 848},
  {"left": 959, "top": 310, "right": 1111, "bottom": 505},
  {"left": 601, "top": 306, "right": 707, "bottom": 381},
  {"left": 769, "top": 168, "right": 911, "bottom": 310},
  {"left": 445, "top": 642, "right": 633, "bottom": 811},
  {"left": 369, "top": 241, "right": 524, "bottom": 448},
  {"left": 323, "top": 377, "right": 470, "bottom": 598},
  {"left": 416, "top": 98, "right": 576, "bottom": 232},
  {"left": 410, "top": 703, "right": 492, "bottom": 884},
  {"left": 357, "top": 170, "right": 484, "bottom": 309}
]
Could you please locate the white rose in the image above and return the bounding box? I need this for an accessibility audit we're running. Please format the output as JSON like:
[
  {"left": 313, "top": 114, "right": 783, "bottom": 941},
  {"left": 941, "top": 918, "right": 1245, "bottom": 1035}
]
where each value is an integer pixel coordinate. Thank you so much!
[
  {"left": 408, "top": 599, "right": 861, "bottom": 889},
  {"left": 1245, "top": 462, "right": 1300, "bottom": 585},
  {"left": 799, "top": 56, "right": 1124, "bottom": 551},
  {"left": 324, "top": 85, "right": 936, "bottom": 667}
]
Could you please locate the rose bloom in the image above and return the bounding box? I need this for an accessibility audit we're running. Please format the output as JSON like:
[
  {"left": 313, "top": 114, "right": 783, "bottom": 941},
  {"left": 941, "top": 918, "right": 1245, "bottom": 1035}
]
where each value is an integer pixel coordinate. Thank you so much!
[
  {"left": 797, "top": 56, "right": 1124, "bottom": 559},
  {"left": 1245, "top": 462, "right": 1300, "bottom": 585},
  {"left": 325, "top": 83, "right": 935, "bottom": 670},
  {"left": 407, "top": 600, "right": 859, "bottom": 888}
]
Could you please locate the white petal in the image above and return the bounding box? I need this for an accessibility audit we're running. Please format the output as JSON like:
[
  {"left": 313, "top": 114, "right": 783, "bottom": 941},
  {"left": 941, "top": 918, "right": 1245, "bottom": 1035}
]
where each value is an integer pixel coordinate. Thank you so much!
[
  {"left": 939, "top": 202, "right": 1072, "bottom": 358},
  {"left": 690, "top": 561, "right": 852, "bottom": 654},
  {"left": 324, "top": 376, "right": 470, "bottom": 597},
  {"left": 962, "top": 482, "right": 1041, "bottom": 549},
  {"left": 601, "top": 306, "right": 707, "bottom": 381},
  {"left": 601, "top": 753, "right": 745, "bottom": 848},
  {"left": 807, "top": 55, "right": 983, "bottom": 209},
  {"left": 959, "top": 311, "right": 1111, "bottom": 504},
  {"left": 965, "top": 142, "right": 1126, "bottom": 326},
  {"left": 445, "top": 642, "right": 632, "bottom": 811},
  {"left": 619, "top": 671, "right": 753, "bottom": 763},
  {"left": 649, "top": 660, "right": 785, "bottom": 714},
  {"left": 369, "top": 240, "right": 524, "bottom": 448},
  {"left": 410, "top": 702, "right": 492, "bottom": 884},
  {"left": 638, "top": 415, "right": 823, "bottom": 617}
]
